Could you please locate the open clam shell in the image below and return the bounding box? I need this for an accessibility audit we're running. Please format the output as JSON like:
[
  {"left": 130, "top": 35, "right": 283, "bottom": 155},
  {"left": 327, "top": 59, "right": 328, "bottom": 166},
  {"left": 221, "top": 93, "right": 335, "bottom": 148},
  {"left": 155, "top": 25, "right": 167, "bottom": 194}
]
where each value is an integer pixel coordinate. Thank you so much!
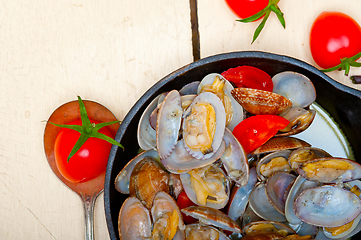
[
  {"left": 227, "top": 167, "right": 258, "bottom": 221},
  {"left": 242, "top": 220, "right": 296, "bottom": 236},
  {"left": 294, "top": 185, "right": 361, "bottom": 227},
  {"left": 256, "top": 149, "right": 292, "bottom": 181},
  {"left": 284, "top": 175, "right": 320, "bottom": 225},
  {"left": 265, "top": 172, "right": 296, "bottom": 215},
  {"left": 161, "top": 139, "right": 226, "bottom": 173},
  {"left": 198, "top": 73, "right": 244, "bottom": 131},
  {"left": 182, "top": 92, "right": 226, "bottom": 160},
  {"left": 323, "top": 213, "right": 361, "bottom": 239},
  {"left": 297, "top": 158, "right": 361, "bottom": 183},
  {"left": 272, "top": 71, "right": 316, "bottom": 108},
  {"left": 221, "top": 127, "right": 249, "bottom": 186},
  {"left": 180, "top": 163, "right": 230, "bottom": 209},
  {"left": 137, "top": 94, "right": 161, "bottom": 150},
  {"left": 277, "top": 107, "right": 316, "bottom": 137},
  {"left": 249, "top": 182, "right": 287, "bottom": 222},
  {"left": 185, "top": 223, "right": 231, "bottom": 240},
  {"left": 288, "top": 147, "right": 332, "bottom": 171},
  {"left": 181, "top": 205, "right": 242, "bottom": 234}
]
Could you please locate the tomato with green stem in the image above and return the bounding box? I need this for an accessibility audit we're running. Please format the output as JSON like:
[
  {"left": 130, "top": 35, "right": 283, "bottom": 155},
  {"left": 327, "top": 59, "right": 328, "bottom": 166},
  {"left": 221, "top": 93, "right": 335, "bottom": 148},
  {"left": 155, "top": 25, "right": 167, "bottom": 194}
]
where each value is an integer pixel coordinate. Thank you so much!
[
  {"left": 225, "top": 0, "right": 285, "bottom": 43},
  {"left": 232, "top": 115, "right": 290, "bottom": 154},
  {"left": 310, "top": 11, "right": 361, "bottom": 76},
  {"left": 49, "top": 96, "right": 123, "bottom": 183}
]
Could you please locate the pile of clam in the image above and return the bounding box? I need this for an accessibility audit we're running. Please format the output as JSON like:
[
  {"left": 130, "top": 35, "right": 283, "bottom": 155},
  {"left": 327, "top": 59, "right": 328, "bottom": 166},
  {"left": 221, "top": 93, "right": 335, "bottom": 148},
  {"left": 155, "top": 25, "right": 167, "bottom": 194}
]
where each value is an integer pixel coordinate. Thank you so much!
[{"left": 114, "top": 69, "right": 361, "bottom": 240}]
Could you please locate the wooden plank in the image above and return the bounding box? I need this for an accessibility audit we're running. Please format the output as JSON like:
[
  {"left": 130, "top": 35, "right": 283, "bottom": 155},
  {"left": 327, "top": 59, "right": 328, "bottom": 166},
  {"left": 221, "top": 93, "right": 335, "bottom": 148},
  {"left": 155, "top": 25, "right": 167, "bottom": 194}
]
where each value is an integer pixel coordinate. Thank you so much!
[
  {"left": 0, "top": 0, "right": 193, "bottom": 239},
  {"left": 197, "top": 0, "right": 361, "bottom": 91}
]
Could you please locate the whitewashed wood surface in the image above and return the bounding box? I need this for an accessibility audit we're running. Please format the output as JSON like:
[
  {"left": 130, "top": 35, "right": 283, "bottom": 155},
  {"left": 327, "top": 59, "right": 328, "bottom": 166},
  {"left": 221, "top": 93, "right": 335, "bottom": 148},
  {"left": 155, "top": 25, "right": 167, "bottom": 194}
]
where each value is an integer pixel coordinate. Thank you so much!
[{"left": 1, "top": 0, "right": 361, "bottom": 239}]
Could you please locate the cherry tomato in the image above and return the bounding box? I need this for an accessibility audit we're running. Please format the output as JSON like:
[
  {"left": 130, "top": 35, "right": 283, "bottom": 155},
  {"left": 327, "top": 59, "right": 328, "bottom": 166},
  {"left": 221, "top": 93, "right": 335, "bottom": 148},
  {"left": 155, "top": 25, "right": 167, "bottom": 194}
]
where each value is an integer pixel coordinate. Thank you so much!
[
  {"left": 232, "top": 115, "right": 289, "bottom": 154},
  {"left": 224, "top": 0, "right": 268, "bottom": 20},
  {"left": 176, "top": 191, "right": 197, "bottom": 224},
  {"left": 221, "top": 65, "right": 273, "bottom": 91},
  {"left": 310, "top": 11, "right": 361, "bottom": 71},
  {"left": 54, "top": 119, "right": 114, "bottom": 183}
]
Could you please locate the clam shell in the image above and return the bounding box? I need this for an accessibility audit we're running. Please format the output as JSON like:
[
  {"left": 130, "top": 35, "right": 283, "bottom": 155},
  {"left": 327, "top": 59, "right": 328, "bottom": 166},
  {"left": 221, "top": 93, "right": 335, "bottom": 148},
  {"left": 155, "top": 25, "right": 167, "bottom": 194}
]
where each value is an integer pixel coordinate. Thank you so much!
[
  {"left": 284, "top": 175, "right": 320, "bottom": 225},
  {"left": 272, "top": 71, "right": 316, "bottom": 108},
  {"left": 181, "top": 206, "right": 242, "bottom": 233},
  {"left": 294, "top": 185, "right": 361, "bottom": 227},
  {"left": 156, "top": 90, "right": 183, "bottom": 159},
  {"left": 118, "top": 197, "right": 152, "bottom": 240},
  {"left": 277, "top": 107, "right": 316, "bottom": 137},
  {"left": 265, "top": 172, "right": 296, "bottom": 215},
  {"left": 161, "top": 139, "right": 226, "bottom": 173},
  {"left": 151, "top": 191, "right": 185, "bottom": 231},
  {"left": 114, "top": 149, "right": 160, "bottom": 194},
  {"left": 227, "top": 167, "right": 258, "bottom": 221},
  {"left": 137, "top": 94, "right": 160, "bottom": 150},
  {"left": 198, "top": 73, "right": 244, "bottom": 131},
  {"left": 129, "top": 158, "right": 169, "bottom": 209},
  {"left": 182, "top": 92, "right": 226, "bottom": 160},
  {"left": 231, "top": 87, "right": 292, "bottom": 115},
  {"left": 249, "top": 183, "right": 287, "bottom": 222},
  {"left": 297, "top": 158, "right": 361, "bottom": 183},
  {"left": 180, "top": 163, "right": 230, "bottom": 209},
  {"left": 256, "top": 149, "right": 292, "bottom": 181},
  {"left": 221, "top": 127, "right": 249, "bottom": 186},
  {"left": 323, "top": 213, "right": 361, "bottom": 239},
  {"left": 184, "top": 224, "right": 230, "bottom": 240},
  {"left": 251, "top": 137, "right": 311, "bottom": 156},
  {"left": 179, "top": 81, "right": 200, "bottom": 95},
  {"left": 288, "top": 147, "right": 332, "bottom": 171},
  {"left": 242, "top": 220, "right": 296, "bottom": 236}
]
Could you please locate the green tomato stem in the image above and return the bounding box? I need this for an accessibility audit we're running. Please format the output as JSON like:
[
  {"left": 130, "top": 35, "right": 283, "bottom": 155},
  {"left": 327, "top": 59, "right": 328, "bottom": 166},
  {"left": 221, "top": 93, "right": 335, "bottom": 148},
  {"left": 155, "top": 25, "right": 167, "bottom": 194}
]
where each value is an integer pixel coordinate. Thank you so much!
[
  {"left": 48, "top": 96, "right": 124, "bottom": 162},
  {"left": 321, "top": 51, "right": 361, "bottom": 76},
  {"left": 236, "top": 0, "right": 285, "bottom": 44}
]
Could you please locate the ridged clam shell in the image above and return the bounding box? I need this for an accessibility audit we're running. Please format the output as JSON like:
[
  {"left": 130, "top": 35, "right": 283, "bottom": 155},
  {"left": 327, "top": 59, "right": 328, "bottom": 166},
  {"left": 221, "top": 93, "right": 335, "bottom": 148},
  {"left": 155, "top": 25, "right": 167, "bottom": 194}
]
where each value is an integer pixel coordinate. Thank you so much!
[
  {"left": 181, "top": 206, "right": 242, "bottom": 233},
  {"left": 251, "top": 137, "right": 311, "bottom": 156},
  {"left": 185, "top": 224, "right": 230, "bottom": 240},
  {"left": 231, "top": 87, "right": 292, "bottom": 115}
]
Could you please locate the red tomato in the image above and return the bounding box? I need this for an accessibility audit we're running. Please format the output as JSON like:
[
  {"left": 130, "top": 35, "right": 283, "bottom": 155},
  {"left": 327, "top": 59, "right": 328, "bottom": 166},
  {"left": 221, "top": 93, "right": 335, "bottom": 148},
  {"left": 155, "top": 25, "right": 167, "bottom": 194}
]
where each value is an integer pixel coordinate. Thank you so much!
[
  {"left": 310, "top": 11, "right": 361, "bottom": 69},
  {"left": 221, "top": 65, "right": 273, "bottom": 91},
  {"left": 224, "top": 0, "right": 268, "bottom": 19},
  {"left": 232, "top": 115, "right": 289, "bottom": 154},
  {"left": 176, "top": 191, "right": 197, "bottom": 224},
  {"left": 54, "top": 119, "right": 114, "bottom": 183}
]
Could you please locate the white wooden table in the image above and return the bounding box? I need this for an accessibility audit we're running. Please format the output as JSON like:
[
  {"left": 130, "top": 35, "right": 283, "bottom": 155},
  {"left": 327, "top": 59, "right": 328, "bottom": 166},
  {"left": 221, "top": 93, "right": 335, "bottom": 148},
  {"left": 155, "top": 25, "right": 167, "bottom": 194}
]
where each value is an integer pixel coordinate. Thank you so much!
[{"left": 1, "top": 0, "right": 361, "bottom": 239}]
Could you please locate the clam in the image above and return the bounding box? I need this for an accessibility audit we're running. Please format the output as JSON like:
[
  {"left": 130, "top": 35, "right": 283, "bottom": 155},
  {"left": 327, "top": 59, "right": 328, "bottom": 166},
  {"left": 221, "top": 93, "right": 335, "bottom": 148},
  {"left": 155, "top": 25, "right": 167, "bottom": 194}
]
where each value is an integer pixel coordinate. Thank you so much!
[
  {"left": 137, "top": 94, "right": 161, "bottom": 150},
  {"left": 227, "top": 167, "right": 258, "bottom": 221},
  {"left": 323, "top": 213, "right": 361, "bottom": 239},
  {"left": 277, "top": 106, "right": 316, "bottom": 137},
  {"left": 156, "top": 89, "right": 183, "bottom": 160},
  {"left": 179, "top": 81, "right": 200, "bottom": 95},
  {"left": 251, "top": 137, "right": 311, "bottom": 156},
  {"left": 129, "top": 158, "right": 169, "bottom": 209},
  {"left": 294, "top": 185, "right": 361, "bottom": 227},
  {"left": 160, "top": 139, "right": 226, "bottom": 173},
  {"left": 288, "top": 147, "right": 332, "bottom": 171},
  {"left": 181, "top": 205, "right": 242, "bottom": 234},
  {"left": 272, "top": 71, "right": 316, "bottom": 108},
  {"left": 265, "top": 172, "right": 296, "bottom": 214},
  {"left": 180, "top": 163, "right": 230, "bottom": 209},
  {"left": 256, "top": 150, "right": 293, "bottom": 181},
  {"left": 249, "top": 182, "right": 287, "bottom": 222},
  {"left": 184, "top": 224, "right": 231, "bottom": 240},
  {"left": 242, "top": 221, "right": 296, "bottom": 237},
  {"left": 231, "top": 87, "right": 292, "bottom": 115},
  {"left": 118, "top": 197, "right": 152, "bottom": 240},
  {"left": 198, "top": 73, "right": 244, "bottom": 131},
  {"left": 221, "top": 127, "right": 249, "bottom": 186},
  {"left": 297, "top": 157, "right": 361, "bottom": 183},
  {"left": 182, "top": 92, "right": 226, "bottom": 160},
  {"left": 114, "top": 149, "right": 160, "bottom": 194},
  {"left": 284, "top": 175, "right": 320, "bottom": 225}
]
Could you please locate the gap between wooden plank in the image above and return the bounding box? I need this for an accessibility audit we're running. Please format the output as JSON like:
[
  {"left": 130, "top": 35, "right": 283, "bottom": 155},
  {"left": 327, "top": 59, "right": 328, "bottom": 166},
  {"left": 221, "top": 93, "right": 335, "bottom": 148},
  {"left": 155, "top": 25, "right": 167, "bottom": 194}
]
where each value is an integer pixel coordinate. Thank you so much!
[{"left": 189, "top": 0, "right": 200, "bottom": 61}]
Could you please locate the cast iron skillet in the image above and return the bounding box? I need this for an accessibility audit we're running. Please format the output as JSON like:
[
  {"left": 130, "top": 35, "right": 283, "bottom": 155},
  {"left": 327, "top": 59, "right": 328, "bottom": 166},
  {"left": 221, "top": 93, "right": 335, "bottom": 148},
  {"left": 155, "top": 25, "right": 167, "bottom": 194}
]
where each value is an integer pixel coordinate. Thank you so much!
[{"left": 104, "top": 51, "right": 361, "bottom": 239}]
